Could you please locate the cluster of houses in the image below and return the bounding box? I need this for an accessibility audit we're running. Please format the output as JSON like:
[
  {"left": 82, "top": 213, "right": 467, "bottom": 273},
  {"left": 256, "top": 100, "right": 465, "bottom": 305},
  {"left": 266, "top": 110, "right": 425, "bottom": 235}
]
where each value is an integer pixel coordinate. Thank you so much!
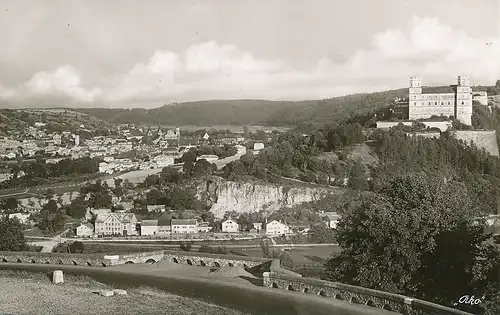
[{"left": 74, "top": 208, "right": 310, "bottom": 238}]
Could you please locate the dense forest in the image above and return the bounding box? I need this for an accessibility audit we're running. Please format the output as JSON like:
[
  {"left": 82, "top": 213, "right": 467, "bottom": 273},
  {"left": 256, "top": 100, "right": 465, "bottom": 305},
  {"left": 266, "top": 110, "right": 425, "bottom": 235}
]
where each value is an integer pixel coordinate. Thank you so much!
[{"left": 73, "top": 80, "right": 500, "bottom": 129}]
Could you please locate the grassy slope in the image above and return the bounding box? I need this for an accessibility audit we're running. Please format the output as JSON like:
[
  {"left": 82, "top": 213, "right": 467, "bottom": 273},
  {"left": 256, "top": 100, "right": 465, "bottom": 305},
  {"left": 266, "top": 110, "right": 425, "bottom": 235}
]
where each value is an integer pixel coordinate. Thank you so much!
[
  {"left": 0, "top": 109, "right": 113, "bottom": 136},
  {"left": 0, "top": 270, "right": 248, "bottom": 315}
]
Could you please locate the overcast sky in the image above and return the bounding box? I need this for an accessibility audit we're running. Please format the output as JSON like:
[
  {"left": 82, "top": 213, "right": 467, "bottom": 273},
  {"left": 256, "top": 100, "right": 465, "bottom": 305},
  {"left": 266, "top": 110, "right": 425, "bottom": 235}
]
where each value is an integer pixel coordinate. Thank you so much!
[{"left": 0, "top": 0, "right": 499, "bottom": 108}]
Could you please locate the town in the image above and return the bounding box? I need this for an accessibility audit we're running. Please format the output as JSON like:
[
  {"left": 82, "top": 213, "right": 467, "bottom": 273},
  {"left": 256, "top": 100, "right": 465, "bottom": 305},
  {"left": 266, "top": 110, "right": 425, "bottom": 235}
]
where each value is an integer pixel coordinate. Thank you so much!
[{"left": 1, "top": 2, "right": 500, "bottom": 314}]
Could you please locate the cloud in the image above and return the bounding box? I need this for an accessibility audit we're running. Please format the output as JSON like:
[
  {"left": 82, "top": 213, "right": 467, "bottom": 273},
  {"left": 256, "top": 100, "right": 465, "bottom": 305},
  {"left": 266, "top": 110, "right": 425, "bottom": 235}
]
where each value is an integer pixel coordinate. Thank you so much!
[
  {"left": 1, "top": 65, "right": 102, "bottom": 104},
  {"left": 0, "top": 16, "right": 499, "bottom": 107}
]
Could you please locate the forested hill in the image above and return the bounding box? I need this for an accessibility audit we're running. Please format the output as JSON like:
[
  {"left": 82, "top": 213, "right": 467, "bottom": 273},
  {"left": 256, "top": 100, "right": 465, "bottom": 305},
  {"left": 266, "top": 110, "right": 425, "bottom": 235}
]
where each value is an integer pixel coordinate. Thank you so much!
[{"left": 74, "top": 89, "right": 410, "bottom": 128}]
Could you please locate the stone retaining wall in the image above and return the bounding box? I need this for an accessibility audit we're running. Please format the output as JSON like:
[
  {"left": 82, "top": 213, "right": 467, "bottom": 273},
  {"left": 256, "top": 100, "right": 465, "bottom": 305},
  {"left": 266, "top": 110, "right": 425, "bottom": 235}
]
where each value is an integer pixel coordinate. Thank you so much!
[
  {"left": 263, "top": 272, "right": 472, "bottom": 315},
  {"left": 453, "top": 130, "right": 499, "bottom": 156}
]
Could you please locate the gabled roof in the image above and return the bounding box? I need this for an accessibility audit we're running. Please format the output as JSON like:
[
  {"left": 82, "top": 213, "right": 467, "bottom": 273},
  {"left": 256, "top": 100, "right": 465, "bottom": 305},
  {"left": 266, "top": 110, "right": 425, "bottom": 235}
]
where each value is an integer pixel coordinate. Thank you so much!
[
  {"left": 141, "top": 220, "right": 158, "bottom": 226},
  {"left": 323, "top": 212, "right": 341, "bottom": 221},
  {"left": 171, "top": 219, "right": 197, "bottom": 225},
  {"left": 266, "top": 220, "right": 289, "bottom": 227},
  {"left": 78, "top": 223, "right": 94, "bottom": 230},
  {"left": 95, "top": 212, "right": 137, "bottom": 224},
  {"left": 158, "top": 219, "right": 171, "bottom": 227}
]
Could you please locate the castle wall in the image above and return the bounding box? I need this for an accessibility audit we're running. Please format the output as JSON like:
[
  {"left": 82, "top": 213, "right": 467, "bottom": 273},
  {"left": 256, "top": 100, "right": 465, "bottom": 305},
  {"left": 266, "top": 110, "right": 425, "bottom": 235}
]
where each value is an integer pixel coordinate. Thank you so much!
[
  {"left": 376, "top": 121, "right": 451, "bottom": 132},
  {"left": 453, "top": 130, "right": 499, "bottom": 156}
]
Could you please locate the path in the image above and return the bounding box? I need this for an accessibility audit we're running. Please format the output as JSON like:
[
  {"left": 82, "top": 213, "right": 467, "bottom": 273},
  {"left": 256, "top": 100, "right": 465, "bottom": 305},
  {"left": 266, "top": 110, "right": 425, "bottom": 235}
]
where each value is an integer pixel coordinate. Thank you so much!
[{"left": 28, "top": 229, "right": 70, "bottom": 252}]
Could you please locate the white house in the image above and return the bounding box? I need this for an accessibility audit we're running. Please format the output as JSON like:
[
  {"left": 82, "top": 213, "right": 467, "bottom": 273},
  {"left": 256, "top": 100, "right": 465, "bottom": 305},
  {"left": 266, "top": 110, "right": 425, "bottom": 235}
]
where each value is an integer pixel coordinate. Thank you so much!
[
  {"left": 8, "top": 213, "right": 30, "bottom": 225},
  {"left": 253, "top": 222, "right": 262, "bottom": 233},
  {"left": 322, "top": 212, "right": 341, "bottom": 229},
  {"left": 253, "top": 142, "right": 264, "bottom": 151},
  {"left": 265, "top": 220, "right": 290, "bottom": 235},
  {"left": 76, "top": 223, "right": 94, "bottom": 237},
  {"left": 222, "top": 219, "right": 239, "bottom": 233},
  {"left": 197, "top": 222, "right": 212, "bottom": 233},
  {"left": 94, "top": 212, "right": 138, "bottom": 236},
  {"left": 171, "top": 219, "right": 198, "bottom": 234},
  {"left": 141, "top": 220, "right": 159, "bottom": 236}
]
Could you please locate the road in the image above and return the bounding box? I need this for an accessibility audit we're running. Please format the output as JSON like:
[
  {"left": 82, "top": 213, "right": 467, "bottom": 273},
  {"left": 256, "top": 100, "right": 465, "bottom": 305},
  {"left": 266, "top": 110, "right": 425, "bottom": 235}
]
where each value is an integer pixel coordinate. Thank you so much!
[{"left": 28, "top": 229, "right": 70, "bottom": 252}]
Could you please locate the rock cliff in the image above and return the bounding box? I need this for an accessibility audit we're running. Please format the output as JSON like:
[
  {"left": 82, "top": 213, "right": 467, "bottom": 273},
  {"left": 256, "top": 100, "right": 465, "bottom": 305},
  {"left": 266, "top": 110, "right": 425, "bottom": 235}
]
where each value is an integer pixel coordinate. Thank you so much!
[{"left": 197, "top": 177, "right": 333, "bottom": 218}]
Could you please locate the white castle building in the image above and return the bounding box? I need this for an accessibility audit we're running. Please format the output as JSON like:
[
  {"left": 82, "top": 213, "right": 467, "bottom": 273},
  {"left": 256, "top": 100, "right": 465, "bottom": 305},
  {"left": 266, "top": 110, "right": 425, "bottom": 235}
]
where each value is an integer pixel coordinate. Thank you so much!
[{"left": 408, "top": 75, "right": 473, "bottom": 126}]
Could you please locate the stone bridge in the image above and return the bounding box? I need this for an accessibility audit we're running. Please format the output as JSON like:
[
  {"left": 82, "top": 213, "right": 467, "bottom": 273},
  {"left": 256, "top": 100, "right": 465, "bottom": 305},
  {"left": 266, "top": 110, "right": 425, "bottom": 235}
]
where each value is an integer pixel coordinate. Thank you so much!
[
  {"left": 0, "top": 250, "right": 166, "bottom": 267},
  {"left": 163, "top": 250, "right": 271, "bottom": 269},
  {"left": 0, "top": 250, "right": 272, "bottom": 270},
  {"left": 263, "top": 272, "right": 471, "bottom": 315}
]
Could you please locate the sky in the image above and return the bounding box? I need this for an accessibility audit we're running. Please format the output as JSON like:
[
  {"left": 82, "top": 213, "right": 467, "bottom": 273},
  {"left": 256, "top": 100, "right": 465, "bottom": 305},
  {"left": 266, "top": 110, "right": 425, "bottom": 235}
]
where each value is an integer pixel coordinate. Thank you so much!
[{"left": 0, "top": 0, "right": 499, "bottom": 108}]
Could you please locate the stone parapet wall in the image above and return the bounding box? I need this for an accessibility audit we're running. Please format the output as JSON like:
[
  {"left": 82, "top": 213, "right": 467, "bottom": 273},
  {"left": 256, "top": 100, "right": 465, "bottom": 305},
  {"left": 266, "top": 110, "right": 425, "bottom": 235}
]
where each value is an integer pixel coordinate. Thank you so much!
[
  {"left": 113, "top": 250, "right": 165, "bottom": 265},
  {"left": 263, "top": 272, "right": 471, "bottom": 315},
  {"left": 0, "top": 251, "right": 111, "bottom": 267},
  {"left": 163, "top": 250, "right": 271, "bottom": 268}
]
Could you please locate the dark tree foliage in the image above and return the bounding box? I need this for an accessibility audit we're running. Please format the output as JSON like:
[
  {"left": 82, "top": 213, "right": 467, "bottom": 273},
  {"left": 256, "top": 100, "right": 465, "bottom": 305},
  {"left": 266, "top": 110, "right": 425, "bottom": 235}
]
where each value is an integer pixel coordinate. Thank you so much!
[
  {"left": 69, "top": 241, "right": 85, "bottom": 253},
  {"left": 1, "top": 197, "right": 19, "bottom": 213},
  {"left": 34, "top": 199, "right": 66, "bottom": 235},
  {"left": 221, "top": 123, "right": 364, "bottom": 183},
  {"left": 1, "top": 157, "right": 99, "bottom": 189},
  {"left": 0, "top": 215, "right": 28, "bottom": 251},
  {"left": 325, "top": 173, "right": 495, "bottom": 307},
  {"left": 66, "top": 197, "right": 87, "bottom": 218},
  {"left": 310, "top": 223, "right": 336, "bottom": 244}
]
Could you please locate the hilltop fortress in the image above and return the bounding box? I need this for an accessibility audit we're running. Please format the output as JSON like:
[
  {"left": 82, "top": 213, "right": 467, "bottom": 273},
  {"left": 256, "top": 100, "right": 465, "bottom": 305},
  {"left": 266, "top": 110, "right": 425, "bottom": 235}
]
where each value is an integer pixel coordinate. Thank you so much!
[
  {"left": 408, "top": 75, "right": 473, "bottom": 125},
  {"left": 376, "top": 76, "right": 499, "bottom": 156}
]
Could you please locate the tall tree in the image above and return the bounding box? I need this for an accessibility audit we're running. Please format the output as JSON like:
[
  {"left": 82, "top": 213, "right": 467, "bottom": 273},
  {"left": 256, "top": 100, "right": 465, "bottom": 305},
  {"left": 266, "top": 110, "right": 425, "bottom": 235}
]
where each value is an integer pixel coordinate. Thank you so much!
[
  {"left": 325, "top": 172, "right": 497, "bottom": 307},
  {"left": 0, "top": 215, "right": 28, "bottom": 251}
]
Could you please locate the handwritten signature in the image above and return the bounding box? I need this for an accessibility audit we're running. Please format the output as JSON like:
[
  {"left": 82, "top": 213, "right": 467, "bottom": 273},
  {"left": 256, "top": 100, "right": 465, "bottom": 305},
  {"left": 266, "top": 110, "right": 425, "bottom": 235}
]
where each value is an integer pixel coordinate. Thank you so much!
[{"left": 453, "top": 295, "right": 485, "bottom": 306}]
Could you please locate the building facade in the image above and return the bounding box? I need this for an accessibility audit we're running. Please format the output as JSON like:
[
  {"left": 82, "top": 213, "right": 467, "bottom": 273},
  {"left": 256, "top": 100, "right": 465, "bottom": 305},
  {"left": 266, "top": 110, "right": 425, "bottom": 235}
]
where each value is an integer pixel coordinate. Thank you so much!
[
  {"left": 141, "top": 220, "right": 159, "bottom": 236},
  {"left": 408, "top": 75, "right": 473, "bottom": 125},
  {"left": 171, "top": 219, "right": 198, "bottom": 234},
  {"left": 265, "top": 220, "right": 290, "bottom": 235},
  {"left": 76, "top": 223, "right": 94, "bottom": 237},
  {"left": 95, "top": 212, "right": 138, "bottom": 236},
  {"left": 222, "top": 219, "right": 239, "bottom": 233}
]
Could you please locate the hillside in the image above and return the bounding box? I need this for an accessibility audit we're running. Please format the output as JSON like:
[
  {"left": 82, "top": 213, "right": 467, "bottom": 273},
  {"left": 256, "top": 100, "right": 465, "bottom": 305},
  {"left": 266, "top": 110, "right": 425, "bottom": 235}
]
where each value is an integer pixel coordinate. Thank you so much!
[
  {"left": 74, "top": 88, "right": 499, "bottom": 129},
  {"left": 0, "top": 109, "right": 113, "bottom": 136},
  {"left": 74, "top": 89, "right": 410, "bottom": 128}
]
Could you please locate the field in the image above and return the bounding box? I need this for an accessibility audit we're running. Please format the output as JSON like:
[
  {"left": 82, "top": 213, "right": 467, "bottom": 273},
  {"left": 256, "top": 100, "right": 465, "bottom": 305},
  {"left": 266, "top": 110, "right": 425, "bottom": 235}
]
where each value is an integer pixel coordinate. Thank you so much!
[
  {"left": 239, "top": 246, "right": 340, "bottom": 265},
  {"left": 80, "top": 242, "right": 340, "bottom": 266},
  {"left": 0, "top": 270, "right": 251, "bottom": 315}
]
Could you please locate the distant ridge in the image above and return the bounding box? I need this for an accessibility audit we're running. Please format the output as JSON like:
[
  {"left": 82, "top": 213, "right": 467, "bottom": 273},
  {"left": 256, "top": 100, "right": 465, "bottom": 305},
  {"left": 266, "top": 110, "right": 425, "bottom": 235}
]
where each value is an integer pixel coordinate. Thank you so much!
[{"left": 73, "top": 88, "right": 410, "bottom": 127}]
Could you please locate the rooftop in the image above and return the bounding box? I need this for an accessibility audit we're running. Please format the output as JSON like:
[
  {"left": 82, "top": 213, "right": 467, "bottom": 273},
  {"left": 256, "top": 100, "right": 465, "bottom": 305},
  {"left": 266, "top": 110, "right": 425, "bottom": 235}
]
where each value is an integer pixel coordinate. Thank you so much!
[
  {"left": 171, "top": 219, "right": 197, "bottom": 225},
  {"left": 421, "top": 86, "right": 456, "bottom": 94},
  {"left": 141, "top": 219, "right": 158, "bottom": 226}
]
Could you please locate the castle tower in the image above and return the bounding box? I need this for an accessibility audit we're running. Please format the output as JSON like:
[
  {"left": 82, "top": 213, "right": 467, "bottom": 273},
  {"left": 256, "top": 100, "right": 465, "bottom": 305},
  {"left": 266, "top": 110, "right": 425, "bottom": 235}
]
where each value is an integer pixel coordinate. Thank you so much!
[
  {"left": 456, "top": 75, "right": 472, "bottom": 125},
  {"left": 408, "top": 76, "right": 422, "bottom": 120}
]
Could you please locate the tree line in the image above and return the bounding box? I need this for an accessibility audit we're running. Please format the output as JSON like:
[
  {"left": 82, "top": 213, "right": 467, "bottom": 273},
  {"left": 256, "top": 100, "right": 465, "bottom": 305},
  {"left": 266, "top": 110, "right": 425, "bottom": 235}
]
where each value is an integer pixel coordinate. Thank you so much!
[{"left": 1, "top": 156, "right": 99, "bottom": 189}]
